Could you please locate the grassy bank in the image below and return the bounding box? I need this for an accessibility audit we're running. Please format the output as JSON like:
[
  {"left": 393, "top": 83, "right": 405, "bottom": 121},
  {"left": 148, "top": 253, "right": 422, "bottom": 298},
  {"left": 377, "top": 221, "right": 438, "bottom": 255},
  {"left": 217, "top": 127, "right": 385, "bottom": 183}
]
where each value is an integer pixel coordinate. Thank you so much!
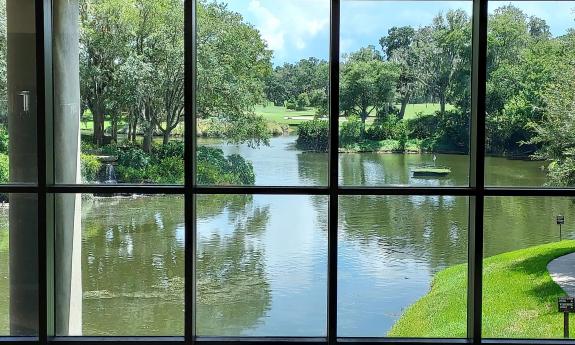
[{"left": 389, "top": 240, "right": 575, "bottom": 338}]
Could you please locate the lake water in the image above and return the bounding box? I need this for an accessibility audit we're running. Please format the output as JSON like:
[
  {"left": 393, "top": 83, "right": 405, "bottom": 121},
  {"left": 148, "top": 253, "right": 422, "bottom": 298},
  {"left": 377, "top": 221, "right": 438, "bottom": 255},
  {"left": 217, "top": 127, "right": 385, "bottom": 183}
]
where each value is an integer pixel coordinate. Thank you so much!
[{"left": 0, "top": 135, "right": 572, "bottom": 337}]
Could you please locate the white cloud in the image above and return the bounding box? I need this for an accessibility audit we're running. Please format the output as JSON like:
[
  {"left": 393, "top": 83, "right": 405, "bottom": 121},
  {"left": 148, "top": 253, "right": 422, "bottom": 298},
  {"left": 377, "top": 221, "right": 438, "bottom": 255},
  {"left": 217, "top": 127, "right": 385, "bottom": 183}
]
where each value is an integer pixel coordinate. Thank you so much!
[
  {"left": 248, "top": 0, "right": 285, "bottom": 51},
  {"left": 245, "top": 0, "right": 330, "bottom": 58}
]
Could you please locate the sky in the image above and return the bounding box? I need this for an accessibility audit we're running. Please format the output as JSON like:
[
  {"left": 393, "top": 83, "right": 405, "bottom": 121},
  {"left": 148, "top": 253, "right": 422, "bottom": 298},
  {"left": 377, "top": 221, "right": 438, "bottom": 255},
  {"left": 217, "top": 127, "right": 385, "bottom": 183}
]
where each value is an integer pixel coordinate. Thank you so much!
[{"left": 222, "top": 0, "right": 575, "bottom": 65}]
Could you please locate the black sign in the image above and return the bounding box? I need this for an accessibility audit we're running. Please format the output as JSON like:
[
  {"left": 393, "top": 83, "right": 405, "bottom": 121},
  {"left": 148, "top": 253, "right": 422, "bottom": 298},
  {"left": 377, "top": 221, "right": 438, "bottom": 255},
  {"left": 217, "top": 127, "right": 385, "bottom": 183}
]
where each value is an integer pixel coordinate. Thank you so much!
[
  {"left": 557, "top": 215, "right": 565, "bottom": 225},
  {"left": 559, "top": 297, "right": 575, "bottom": 312}
]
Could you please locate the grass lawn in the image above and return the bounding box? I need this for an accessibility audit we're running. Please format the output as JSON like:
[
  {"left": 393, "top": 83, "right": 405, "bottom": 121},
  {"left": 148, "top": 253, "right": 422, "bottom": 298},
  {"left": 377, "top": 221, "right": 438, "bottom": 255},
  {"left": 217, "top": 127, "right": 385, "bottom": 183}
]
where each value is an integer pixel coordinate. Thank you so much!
[
  {"left": 388, "top": 240, "right": 575, "bottom": 338},
  {"left": 254, "top": 103, "right": 316, "bottom": 125}
]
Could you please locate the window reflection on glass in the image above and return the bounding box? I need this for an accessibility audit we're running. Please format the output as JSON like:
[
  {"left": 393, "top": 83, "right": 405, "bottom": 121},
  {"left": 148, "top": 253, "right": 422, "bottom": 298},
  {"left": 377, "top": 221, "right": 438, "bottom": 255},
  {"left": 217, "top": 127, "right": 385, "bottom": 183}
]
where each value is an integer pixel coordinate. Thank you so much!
[
  {"left": 196, "top": 0, "right": 330, "bottom": 187},
  {"left": 485, "top": 1, "right": 575, "bottom": 188},
  {"left": 1, "top": 194, "right": 38, "bottom": 336},
  {"left": 1, "top": 0, "right": 38, "bottom": 185},
  {"left": 339, "top": 1, "right": 472, "bottom": 187},
  {"left": 483, "top": 196, "right": 575, "bottom": 338},
  {"left": 196, "top": 194, "right": 328, "bottom": 336},
  {"left": 338, "top": 195, "right": 468, "bottom": 337},
  {"left": 55, "top": 194, "right": 185, "bottom": 336}
]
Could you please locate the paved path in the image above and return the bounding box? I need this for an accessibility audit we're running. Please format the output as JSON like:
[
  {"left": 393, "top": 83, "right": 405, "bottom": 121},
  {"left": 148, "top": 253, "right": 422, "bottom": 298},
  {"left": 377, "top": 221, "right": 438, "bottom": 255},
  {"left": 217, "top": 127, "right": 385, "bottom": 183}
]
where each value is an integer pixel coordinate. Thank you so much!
[{"left": 548, "top": 252, "right": 575, "bottom": 296}]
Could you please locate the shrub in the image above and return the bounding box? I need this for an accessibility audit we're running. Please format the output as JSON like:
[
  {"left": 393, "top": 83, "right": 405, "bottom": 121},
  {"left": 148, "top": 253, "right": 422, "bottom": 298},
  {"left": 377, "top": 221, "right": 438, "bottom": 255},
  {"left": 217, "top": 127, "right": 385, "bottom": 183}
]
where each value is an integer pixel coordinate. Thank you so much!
[
  {"left": 296, "top": 92, "right": 310, "bottom": 111},
  {"left": 407, "top": 110, "right": 469, "bottom": 153},
  {"left": 366, "top": 114, "right": 404, "bottom": 141},
  {"left": 285, "top": 100, "right": 297, "bottom": 111},
  {"left": 152, "top": 141, "right": 184, "bottom": 160},
  {"left": 0, "top": 154, "right": 7, "bottom": 202},
  {"left": 340, "top": 115, "right": 363, "bottom": 147},
  {"left": 115, "top": 146, "right": 150, "bottom": 169},
  {"left": 81, "top": 154, "right": 102, "bottom": 183},
  {"left": 296, "top": 119, "right": 328, "bottom": 152},
  {"left": 148, "top": 156, "right": 184, "bottom": 184},
  {"left": 0, "top": 127, "right": 8, "bottom": 154},
  {"left": 0, "top": 154, "right": 8, "bottom": 184}
]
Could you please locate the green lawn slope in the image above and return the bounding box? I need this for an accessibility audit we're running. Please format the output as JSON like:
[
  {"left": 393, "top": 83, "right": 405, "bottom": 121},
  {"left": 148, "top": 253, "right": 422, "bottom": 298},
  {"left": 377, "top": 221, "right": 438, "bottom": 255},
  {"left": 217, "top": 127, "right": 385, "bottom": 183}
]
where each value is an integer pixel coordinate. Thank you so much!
[{"left": 389, "top": 240, "right": 575, "bottom": 338}]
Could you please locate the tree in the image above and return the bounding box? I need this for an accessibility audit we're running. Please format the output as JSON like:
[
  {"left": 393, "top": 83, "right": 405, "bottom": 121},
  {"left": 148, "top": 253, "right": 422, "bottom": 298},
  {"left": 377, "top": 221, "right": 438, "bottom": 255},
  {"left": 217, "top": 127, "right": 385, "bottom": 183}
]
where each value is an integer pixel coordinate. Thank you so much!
[
  {"left": 197, "top": 0, "right": 273, "bottom": 147},
  {"left": 413, "top": 10, "right": 471, "bottom": 115},
  {"left": 380, "top": 26, "right": 417, "bottom": 119},
  {"left": 529, "top": 64, "right": 575, "bottom": 186},
  {"left": 340, "top": 46, "right": 400, "bottom": 132},
  {"left": 80, "top": 0, "right": 131, "bottom": 146}
]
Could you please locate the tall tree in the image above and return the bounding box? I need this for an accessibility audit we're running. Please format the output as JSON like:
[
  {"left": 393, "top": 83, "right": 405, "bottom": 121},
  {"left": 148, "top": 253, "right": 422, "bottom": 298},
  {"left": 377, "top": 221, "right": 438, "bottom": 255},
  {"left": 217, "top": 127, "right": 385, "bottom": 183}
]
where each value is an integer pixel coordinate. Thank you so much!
[
  {"left": 380, "top": 26, "right": 417, "bottom": 119},
  {"left": 340, "top": 46, "right": 400, "bottom": 130},
  {"left": 197, "top": 0, "right": 273, "bottom": 147},
  {"left": 79, "top": 0, "right": 131, "bottom": 146}
]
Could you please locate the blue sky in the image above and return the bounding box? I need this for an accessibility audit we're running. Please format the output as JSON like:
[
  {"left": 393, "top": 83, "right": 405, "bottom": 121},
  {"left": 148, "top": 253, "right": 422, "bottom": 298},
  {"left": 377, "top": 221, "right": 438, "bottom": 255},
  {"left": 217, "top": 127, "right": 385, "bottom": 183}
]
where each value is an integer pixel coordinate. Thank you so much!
[{"left": 223, "top": 0, "right": 575, "bottom": 65}]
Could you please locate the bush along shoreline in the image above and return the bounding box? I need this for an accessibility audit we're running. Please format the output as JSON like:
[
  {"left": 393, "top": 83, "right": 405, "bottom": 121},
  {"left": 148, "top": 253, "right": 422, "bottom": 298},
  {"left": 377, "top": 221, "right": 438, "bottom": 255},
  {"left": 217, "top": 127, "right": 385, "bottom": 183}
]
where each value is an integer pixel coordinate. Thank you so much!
[
  {"left": 295, "top": 109, "right": 470, "bottom": 155},
  {"left": 81, "top": 141, "right": 255, "bottom": 185}
]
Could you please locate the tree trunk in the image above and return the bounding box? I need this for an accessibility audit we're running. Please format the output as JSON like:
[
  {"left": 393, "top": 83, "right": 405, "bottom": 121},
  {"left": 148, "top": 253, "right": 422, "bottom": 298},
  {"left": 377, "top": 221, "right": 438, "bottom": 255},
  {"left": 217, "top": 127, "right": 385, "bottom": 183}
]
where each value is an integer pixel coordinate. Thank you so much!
[
  {"left": 131, "top": 114, "right": 138, "bottom": 142},
  {"left": 143, "top": 125, "right": 153, "bottom": 153},
  {"left": 91, "top": 106, "right": 104, "bottom": 146},
  {"left": 163, "top": 130, "right": 170, "bottom": 145},
  {"left": 439, "top": 93, "right": 446, "bottom": 115},
  {"left": 399, "top": 93, "right": 410, "bottom": 120}
]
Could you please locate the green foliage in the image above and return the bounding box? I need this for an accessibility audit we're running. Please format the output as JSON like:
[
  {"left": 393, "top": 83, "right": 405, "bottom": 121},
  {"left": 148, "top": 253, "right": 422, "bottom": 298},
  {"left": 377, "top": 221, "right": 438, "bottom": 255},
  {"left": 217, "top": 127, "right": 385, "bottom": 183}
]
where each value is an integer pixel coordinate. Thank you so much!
[
  {"left": 340, "top": 46, "right": 401, "bottom": 124},
  {"left": 296, "top": 93, "right": 310, "bottom": 111},
  {"left": 296, "top": 119, "right": 328, "bottom": 152},
  {"left": 389, "top": 240, "right": 575, "bottom": 338},
  {"left": 0, "top": 153, "right": 7, "bottom": 203},
  {"left": 196, "top": 146, "right": 255, "bottom": 185},
  {"left": 530, "top": 64, "right": 575, "bottom": 186},
  {"left": 366, "top": 115, "right": 404, "bottom": 141},
  {"left": 407, "top": 110, "right": 469, "bottom": 153},
  {"left": 0, "top": 154, "right": 8, "bottom": 184},
  {"left": 264, "top": 57, "right": 328, "bottom": 108},
  {"left": 147, "top": 156, "right": 184, "bottom": 184},
  {"left": 80, "top": 154, "right": 102, "bottom": 183},
  {"left": 197, "top": 0, "right": 273, "bottom": 146},
  {"left": 285, "top": 100, "right": 297, "bottom": 111},
  {"left": 0, "top": 127, "right": 8, "bottom": 154},
  {"left": 339, "top": 115, "right": 364, "bottom": 147}
]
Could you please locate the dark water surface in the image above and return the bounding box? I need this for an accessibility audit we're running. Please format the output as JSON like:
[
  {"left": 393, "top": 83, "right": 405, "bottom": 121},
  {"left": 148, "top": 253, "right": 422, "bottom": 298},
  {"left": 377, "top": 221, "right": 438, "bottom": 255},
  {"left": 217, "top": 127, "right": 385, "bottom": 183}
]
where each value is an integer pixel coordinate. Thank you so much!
[{"left": 0, "top": 136, "right": 570, "bottom": 337}]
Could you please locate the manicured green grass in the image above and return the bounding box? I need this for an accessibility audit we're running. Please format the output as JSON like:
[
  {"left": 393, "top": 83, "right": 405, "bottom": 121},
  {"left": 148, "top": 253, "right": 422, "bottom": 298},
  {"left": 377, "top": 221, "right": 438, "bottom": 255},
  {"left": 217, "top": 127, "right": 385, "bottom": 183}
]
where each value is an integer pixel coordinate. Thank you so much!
[
  {"left": 389, "top": 240, "right": 575, "bottom": 338},
  {"left": 402, "top": 103, "right": 455, "bottom": 120},
  {"left": 254, "top": 103, "right": 316, "bottom": 125}
]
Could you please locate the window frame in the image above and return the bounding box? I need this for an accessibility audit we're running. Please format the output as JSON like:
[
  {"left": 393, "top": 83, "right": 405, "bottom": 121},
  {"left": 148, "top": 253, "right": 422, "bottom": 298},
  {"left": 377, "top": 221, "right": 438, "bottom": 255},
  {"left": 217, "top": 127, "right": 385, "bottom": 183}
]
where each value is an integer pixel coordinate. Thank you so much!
[{"left": 3, "top": 0, "right": 575, "bottom": 344}]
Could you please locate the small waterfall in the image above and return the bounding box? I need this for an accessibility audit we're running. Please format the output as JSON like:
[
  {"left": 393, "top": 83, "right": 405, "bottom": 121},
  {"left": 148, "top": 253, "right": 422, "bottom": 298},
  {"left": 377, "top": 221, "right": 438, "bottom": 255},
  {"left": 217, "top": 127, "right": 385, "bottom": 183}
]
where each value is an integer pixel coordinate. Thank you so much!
[{"left": 103, "top": 163, "right": 117, "bottom": 184}]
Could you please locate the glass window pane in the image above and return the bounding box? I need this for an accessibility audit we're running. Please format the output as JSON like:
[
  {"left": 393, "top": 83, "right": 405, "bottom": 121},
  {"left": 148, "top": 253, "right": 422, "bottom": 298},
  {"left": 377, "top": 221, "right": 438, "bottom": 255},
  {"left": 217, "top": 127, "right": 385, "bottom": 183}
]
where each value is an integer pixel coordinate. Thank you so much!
[
  {"left": 195, "top": 0, "right": 330, "bottom": 187},
  {"left": 53, "top": 0, "right": 184, "bottom": 185},
  {"left": 3, "top": 0, "right": 37, "bottom": 184},
  {"left": 483, "top": 196, "right": 575, "bottom": 338},
  {"left": 339, "top": 0, "right": 472, "bottom": 187},
  {"left": 196, "top": 194, "right": 328, "bottom": 336},
  {"left": 54, "top": 194, "right": 184, "bottom": 336},
  {"left": 485, "top": 1, "right": 574, "bottom": 188},
  {"left": 338, "top": 195, "right": 468, "bottom": 337},
  {"left": 1, "top": 194, "right": 38, "bottom": 336}
]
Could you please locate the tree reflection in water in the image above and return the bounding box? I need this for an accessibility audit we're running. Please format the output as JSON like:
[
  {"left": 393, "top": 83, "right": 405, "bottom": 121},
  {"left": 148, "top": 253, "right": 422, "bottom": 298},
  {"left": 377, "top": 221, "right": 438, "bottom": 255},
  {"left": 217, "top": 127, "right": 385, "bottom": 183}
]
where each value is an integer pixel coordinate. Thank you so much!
[{"left": 196, "top": 194, "right": 272, "bottom": 336}]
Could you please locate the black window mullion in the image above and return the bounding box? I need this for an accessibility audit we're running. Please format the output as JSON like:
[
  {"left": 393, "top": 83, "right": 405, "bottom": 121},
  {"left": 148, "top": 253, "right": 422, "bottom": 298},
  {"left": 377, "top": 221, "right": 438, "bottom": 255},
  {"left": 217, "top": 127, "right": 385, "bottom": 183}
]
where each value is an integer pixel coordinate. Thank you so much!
[
  {"left": 468, "top": 0, "right": 488, "bottom": 342},
  {"left": 328, "top": 0, "right": 340, "bottom": 343},
  {"left": 37, "top": 0, "right": 53, "bottom": 343},
  {"left": 184, "top": 0, "right": 196, "bottom": 342}
]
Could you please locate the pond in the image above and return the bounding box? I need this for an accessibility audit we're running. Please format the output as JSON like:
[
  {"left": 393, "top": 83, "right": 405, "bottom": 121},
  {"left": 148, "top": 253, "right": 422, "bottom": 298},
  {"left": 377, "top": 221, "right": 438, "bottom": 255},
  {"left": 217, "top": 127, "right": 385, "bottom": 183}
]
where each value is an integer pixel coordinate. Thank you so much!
[{"left": 0, "top": 136, "right": 572, "bottom": 337}]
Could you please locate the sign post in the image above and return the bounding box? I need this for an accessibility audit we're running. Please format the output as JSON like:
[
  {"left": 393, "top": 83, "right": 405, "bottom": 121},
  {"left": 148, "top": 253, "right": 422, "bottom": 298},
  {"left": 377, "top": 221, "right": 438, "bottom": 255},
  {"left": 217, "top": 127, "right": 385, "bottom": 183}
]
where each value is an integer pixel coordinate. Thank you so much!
[
  {"left": 558, "top": 297, "right": 575, "bottom": 338},
  {"left": 557, "top": 215, "right": 565, "bottom": 241}
]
